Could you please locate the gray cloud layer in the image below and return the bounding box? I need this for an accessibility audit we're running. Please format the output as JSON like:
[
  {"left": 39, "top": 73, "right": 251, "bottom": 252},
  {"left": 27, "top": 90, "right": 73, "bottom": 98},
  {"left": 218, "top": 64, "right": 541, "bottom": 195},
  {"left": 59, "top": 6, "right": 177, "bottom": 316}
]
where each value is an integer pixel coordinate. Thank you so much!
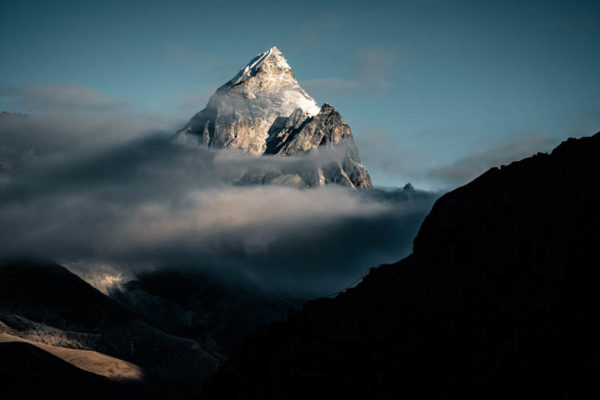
[
  {"left": 0, "top": 115, "right": 437, "bottom": 297},
  {"left": 0, "top": 111, "right": 177, "bottom": 178},
  {"left": 1, "top": 91, "right": 559, "bottom": 299}
]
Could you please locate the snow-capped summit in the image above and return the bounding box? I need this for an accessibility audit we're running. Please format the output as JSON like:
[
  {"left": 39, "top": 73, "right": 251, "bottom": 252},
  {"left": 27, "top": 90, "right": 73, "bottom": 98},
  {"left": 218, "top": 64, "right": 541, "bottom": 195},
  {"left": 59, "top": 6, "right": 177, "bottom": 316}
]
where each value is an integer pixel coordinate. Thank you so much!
[
  {"left": 175, "top": 47, "right": 372, "bottom": 188},
  {"left": 176, "top": 47, "right": 320, "bottom": 154},
  {"left": 225, "top": 47, "right": 316, "bottom": 108}
]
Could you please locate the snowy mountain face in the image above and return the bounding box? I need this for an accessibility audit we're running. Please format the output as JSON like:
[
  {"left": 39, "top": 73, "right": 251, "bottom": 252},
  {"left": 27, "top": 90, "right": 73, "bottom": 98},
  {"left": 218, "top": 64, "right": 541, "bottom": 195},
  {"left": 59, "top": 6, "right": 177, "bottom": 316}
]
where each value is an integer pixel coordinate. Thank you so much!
[{"left": 175, "top": 47, "right": 372, "bottom": 189}]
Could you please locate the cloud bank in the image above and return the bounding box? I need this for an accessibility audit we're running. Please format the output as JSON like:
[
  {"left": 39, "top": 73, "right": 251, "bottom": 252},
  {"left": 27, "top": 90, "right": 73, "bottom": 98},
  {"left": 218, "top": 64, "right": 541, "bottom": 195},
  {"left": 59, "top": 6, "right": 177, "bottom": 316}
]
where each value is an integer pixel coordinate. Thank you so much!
[{"left": 0, "top": 118, "right": 437, "bottom": 297}]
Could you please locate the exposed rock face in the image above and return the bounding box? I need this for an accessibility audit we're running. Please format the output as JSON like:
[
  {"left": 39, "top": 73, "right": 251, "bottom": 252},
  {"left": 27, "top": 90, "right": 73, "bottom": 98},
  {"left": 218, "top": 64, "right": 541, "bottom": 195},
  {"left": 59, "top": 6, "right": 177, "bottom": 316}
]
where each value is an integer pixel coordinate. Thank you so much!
[
  {"left": 265, "top": 104, "right": 371, "bottom": 188},
  {"left": 203, "top": 132, "right": 600, "bottom": 399},
  {"left": 267, "top": 104, "right": 352, "bottom": 155},
  {"left": 175, "top": 47, "right": 372, "bottom": 189}
]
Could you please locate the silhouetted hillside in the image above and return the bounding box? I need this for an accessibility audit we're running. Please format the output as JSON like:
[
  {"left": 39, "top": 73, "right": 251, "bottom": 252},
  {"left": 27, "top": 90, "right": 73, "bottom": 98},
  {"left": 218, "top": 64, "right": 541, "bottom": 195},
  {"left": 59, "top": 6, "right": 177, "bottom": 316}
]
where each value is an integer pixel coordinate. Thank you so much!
[
  {"left": 0, "top": 257, "right": 131, "bottom": 331},
  {"left": 112, "top": 269, "right": 298, "bottom": 356},
  {"left": 0, "top": 257, "right": 219, "bottom": 398},
  {"left": 203, "top": 132, "right": 600, "bottom": 399},
  {"left": 0, "top": 258, "right": 298, "bottom": 399}
]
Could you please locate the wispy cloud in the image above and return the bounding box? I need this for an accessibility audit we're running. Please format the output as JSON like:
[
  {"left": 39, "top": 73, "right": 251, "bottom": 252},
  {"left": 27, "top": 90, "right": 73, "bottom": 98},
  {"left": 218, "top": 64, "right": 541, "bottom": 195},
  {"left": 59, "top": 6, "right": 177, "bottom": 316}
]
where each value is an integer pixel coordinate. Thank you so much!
[
  {"left": 0, "top": 84, "right": 130, "bottom": 114},
  {"left": 302, "top": 46, "right": 399, "bottom": 96},
  {"left": 173, "top": 90, "right": 213, "bottom": 116},
  {"left": 354, "top": 126, "right": 405, "bottom": 175},
  {"left": 297, "top": 12, "right": 342, "bottom": 48},
  {"left": 427, "top": 136, "right": 559, "bottom": 187},
  {"left": 0, "top": 110, "right": 179, "bottom": 177}
]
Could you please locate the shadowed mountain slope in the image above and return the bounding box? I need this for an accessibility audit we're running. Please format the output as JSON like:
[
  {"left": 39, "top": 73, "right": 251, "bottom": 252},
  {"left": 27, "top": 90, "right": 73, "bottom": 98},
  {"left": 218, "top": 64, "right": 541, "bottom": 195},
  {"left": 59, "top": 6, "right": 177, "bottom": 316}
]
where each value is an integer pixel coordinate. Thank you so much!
[
  {"left": 203, "top": 132, "right": 600, "bottom": 399},
  {"left": 0, "top": 257, "right": 298, "bottom": 398},
  {"left": 0, "top": 257, "right": 219, "bottom": 398},
  {"left": 0, "top": 341, "right": 130, "bottom": 400},
  {"left": 0, "top": 257, "right": 131, "bottom": 332},
  {"left": 110, "top": 268, "right": 299, "bottom": 356}
]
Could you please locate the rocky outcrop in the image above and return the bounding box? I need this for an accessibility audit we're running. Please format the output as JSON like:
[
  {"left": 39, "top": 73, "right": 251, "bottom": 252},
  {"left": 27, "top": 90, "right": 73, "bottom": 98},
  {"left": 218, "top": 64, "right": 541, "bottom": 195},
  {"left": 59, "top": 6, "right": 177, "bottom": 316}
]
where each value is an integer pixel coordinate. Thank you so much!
[
  {"left": 175, "top": 47, "right": 372, "bottom": 189},
  {"left": 264, "top": 104, "right": 371, "bottom": 188},
  {"left": 267, "top": 104, "right": 352, "bottom": 155},
  {"left": 203, "top": 132, "right": 600, "bottom": 399}
]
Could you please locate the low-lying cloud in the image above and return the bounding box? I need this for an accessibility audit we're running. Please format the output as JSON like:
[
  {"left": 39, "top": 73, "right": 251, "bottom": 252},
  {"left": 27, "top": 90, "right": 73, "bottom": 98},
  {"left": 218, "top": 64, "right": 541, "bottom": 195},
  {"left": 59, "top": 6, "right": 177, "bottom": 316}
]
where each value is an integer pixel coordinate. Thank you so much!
[
  {"left": 0, "top": 110, "right": 181, "bottom": 178},
  {"left": 0, "top": 121, "right": 437, "bottom": 297}
]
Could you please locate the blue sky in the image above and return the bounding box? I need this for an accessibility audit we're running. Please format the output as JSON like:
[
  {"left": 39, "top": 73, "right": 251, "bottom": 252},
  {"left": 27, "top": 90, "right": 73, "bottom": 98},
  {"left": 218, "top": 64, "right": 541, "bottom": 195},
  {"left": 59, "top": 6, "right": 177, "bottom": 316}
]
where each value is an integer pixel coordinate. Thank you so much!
[{"left": 1, "top": 0, "right": 599, "bottom": 189}]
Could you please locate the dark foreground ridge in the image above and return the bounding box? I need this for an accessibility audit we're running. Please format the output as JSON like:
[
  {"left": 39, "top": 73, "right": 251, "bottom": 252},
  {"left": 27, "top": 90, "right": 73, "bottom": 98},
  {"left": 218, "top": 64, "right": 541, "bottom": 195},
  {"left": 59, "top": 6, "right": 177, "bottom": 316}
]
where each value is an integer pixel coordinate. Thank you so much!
[
  {"left": 0, "top": 341, "right": 130, "bottom": 400},
  {"left": 203, "top": 132, "right": 600, "bottom": 399},
  {"left": 0, "top": 258, "right": 295, "bottom": 399}
]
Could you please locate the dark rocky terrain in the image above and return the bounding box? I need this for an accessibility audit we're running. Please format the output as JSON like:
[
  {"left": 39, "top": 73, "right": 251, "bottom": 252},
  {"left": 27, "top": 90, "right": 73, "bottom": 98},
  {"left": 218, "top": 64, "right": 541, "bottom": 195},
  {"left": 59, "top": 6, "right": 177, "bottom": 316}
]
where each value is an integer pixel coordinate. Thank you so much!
[
  {"left": 203, "top": 132, "right": 600, "bottom": 399},
  {"left": 0, "top": 257, "right": 130, "bottom": 332},
  {"left": 0, "top": 258, "right": 297, "bottom": 399},
  {"left": 111, "top": 268, "right": 299, "bottom": 356},
  {"left": 2, "top": 131, "right": 599, "bottom": 399},
  {"left": 0, "top": 341, "right": 131, "bottom": 400}
]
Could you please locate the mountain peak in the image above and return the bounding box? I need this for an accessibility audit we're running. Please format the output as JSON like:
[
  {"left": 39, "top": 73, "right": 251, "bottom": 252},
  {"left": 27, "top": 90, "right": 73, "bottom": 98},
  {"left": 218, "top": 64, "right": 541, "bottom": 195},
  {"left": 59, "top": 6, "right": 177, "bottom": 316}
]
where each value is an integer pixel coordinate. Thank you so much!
[
  {"left": 265, "top": 46, "right": 284, "bottom": 60},
  {"left": 174, "top": 47, "right": 372, "bottom": 188},
  {"left": 224, "top": 46, "right": 297, "bottom": 91},
  {"left": 176, "top": 47, "right": 321, "bottom": 153}
]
